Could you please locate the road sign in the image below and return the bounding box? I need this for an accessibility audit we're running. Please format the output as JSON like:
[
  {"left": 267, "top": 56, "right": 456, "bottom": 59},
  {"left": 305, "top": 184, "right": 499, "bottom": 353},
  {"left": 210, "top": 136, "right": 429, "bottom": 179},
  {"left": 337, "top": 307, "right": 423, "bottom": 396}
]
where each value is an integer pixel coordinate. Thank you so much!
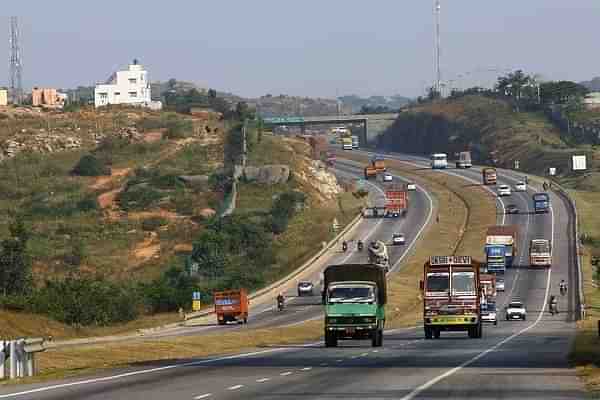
[
  {"left": 192, "top": 291, "right": 201, "bottom": 300},
  {"left": 572, "top": 155, "right": 587, "bottom": 171},
  {"left": 192, "top": 300, "right": 201, "bottom": 311},
  {"left": 549, "top": 167, "right": 556, "bottom": 176},
  {"left": 263, "top": 116, "right": 305, "bottom": 124},
  {"left": 514, "top": 160, "right": 520, "bottom": 170}
]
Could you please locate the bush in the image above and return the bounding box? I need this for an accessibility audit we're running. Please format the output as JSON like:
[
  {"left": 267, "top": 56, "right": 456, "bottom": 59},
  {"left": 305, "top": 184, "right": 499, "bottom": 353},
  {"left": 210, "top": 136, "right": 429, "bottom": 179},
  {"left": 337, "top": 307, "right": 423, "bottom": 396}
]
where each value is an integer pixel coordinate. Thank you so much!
[
  {"left": 141, "top": 266, "right": 198, "bottom": 313},
  {"left": 118, "top": 185, "right": 164, "bottom": 211},
  {"left": 141, "top": 217, "right": 168, "bottom": 231},
  {"left": 268, "top": 191, "right": 306, "bottom": 234},
  {"left": 72, "top": 154, "right": 111, "bottom": 177},
  {"left": 76, "top": 196, "right": 100, "bottom": 212}
]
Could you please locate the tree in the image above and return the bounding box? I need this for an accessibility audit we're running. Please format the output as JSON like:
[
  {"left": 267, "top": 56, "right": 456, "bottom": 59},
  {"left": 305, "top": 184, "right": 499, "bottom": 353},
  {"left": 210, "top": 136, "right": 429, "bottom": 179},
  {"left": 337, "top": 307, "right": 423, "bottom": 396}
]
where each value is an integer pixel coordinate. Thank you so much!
[
  {"left": 427, "top": 87, "right": 441, "bottom": 101},
  {"left": 540, "top": 81, "right": 588, "bottom": 105},
  {"left": 496, "top": 70, "right": 533, "bottom": 110},
  {"left": 208, "top": 88, "right": 217, "bottom": 99},
  {"left": 167, "top": 78, "right": 177, "bottom": 90},
  {"left": 0, "top": 218, "right": 32, "bottom": 296}
]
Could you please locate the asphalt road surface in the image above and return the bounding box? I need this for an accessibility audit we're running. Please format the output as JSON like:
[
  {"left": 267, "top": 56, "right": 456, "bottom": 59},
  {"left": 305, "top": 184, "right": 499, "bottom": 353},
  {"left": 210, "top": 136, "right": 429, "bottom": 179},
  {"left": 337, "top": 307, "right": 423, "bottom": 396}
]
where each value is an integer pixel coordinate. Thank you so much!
[{"left": 0, "top": 150, "right": 584, "bottom": 399}]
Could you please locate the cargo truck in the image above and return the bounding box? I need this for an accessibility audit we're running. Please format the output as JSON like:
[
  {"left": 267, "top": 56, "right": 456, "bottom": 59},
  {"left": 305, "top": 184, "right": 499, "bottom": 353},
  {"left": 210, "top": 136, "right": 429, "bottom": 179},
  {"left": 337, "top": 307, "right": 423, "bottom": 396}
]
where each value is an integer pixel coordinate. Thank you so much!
[
  {"left": 384, "top": 184, "right": 408, "bottom": 217},
  {"left": 364, "top": 165, "right": 377, "bottom": 180},
  {"left": 351, "top": 135, "right": 359, "bottom": 149},
  {"left": 421, "top": 255, "right": 483, "bottom": 339},
  {"left": 371, "top": 155, "right": 386, "bottom": 173},
  {"left": 214, "top": 289, "right": 249, "bottom": 325},
  {"left": 482, "top": 167, "right": 497, "bottom": 185},
  {"left": 342, "top": 137, "right": 353, "bottom": 150},
  {"left": 533, "top": 193, "right": 550, "bottom": 214},
  {"left": 456, "top": 151, "right": 472, "bottom": 169},
  {"left": 486, "top": 226, "right": 519, "bottom": 271},
  {"left": 430, "top": 153, "right": 448, "bottom": 169},
  {"left": 529, "top": 239, "right": 552, "bottom": 267},
  {"left": 485, "top": 244, "right": 507, "bottom": 273},
  {"left": 323, "top": 264, "right": 386, "bottom": 347},
  {"left": 480, "top": 274, "right": 497, "bottom": 304},
  {"left": 368, "top": 240, "right": 390, "bottom": 272}
]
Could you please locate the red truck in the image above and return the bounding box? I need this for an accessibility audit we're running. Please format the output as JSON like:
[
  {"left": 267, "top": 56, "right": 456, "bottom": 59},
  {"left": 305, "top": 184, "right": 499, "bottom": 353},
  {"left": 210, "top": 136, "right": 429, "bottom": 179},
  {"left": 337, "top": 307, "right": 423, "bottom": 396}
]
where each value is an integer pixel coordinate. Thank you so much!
[
  {"left": 479, "top": 274, "right": 497, "bottom": 303},
  {"left": 421, "top": 255, "right": 483, "bottom": 339},
  {"left": 214, "top": 289, "right": 249, "bottom": 325},
  {"left": 384, "top": 184, "right": 408, "bottom": 218}
]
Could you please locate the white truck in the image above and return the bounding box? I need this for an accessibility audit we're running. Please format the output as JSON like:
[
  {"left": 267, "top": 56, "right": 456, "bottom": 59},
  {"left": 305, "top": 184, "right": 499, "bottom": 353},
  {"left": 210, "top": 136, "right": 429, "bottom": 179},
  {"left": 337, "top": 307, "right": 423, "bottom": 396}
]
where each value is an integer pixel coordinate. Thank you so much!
[
  {"left": 368, "top": 241, "right": 390, "bottom": 272},
  {"left": 529, "top": 239, "right": 552, "bottom": 268},
  {"left": 456, "top": 151, "right": 472, "bottom": 169}
]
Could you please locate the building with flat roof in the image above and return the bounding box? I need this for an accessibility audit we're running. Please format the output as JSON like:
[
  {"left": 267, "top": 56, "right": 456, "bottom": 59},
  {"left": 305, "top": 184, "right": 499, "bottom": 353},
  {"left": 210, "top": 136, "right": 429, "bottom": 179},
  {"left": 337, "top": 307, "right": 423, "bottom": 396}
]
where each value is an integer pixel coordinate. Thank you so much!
[
  {"left": 584, "top": 92, "right": 600, "bottom": 110},
  {"left": 0, "top": 89, "right": 7, "bottom": 106},
  {"left": 95, "top": 59, "right": 161, "bottom": 109}
]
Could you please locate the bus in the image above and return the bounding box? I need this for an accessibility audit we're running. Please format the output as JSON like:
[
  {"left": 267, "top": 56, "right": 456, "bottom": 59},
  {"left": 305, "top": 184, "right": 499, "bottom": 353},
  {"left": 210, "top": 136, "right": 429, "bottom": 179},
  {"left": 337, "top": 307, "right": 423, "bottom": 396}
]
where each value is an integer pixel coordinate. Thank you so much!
[{"left": 431, "top": 153, "right": 448, "bottom": 169}]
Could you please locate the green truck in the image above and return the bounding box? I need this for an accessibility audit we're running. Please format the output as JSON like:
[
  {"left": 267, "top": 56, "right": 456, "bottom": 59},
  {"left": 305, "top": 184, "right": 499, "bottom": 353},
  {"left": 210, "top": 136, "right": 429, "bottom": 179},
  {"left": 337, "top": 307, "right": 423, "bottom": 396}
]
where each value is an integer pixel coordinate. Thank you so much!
[{"left": 323, "top": 264, "right": 387, "bottom": 347}]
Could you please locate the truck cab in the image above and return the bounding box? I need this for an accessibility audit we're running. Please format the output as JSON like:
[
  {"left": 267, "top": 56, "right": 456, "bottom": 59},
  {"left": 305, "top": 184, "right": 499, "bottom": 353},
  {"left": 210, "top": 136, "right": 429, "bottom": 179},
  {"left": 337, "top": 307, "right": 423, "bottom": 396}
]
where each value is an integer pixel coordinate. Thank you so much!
[
  {"left": 431, "top": 153, "right": 448, "bottom": 169},
  {"left": 485, "top": 244, "right": 507, "bottom": 273},
  {"left": 533, "top": 193, "right": 550, "bottom": 214},
  {"left": 529, "top": 239, "right": 552, "bottom": 267},
  {"left": 456, "top": 151, "right": 472, "bottom": 169},
  {"left": 482, "top": 167, "right": 497, "bottom": 185},
  {"left": 324, "top": 264, "right": 386, "bottom": 348}
]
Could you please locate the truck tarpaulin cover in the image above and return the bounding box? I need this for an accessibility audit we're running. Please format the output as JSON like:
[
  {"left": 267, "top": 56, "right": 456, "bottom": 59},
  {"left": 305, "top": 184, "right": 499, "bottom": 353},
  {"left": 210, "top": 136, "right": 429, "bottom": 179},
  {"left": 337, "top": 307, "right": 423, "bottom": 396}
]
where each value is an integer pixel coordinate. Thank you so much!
[{"left": 324, "top": 264, "right": 387, "bottom": 305}]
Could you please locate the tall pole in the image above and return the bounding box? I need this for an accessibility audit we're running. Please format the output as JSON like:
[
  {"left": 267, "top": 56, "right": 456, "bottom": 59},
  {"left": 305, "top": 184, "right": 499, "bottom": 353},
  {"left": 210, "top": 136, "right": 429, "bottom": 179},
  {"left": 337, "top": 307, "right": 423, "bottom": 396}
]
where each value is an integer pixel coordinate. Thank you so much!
[
  {"left": 9, "top": 17, "right": 23, "bottom": 105},
  {"left": 434, "top": 0, "right": 441, "bottom": 95}
]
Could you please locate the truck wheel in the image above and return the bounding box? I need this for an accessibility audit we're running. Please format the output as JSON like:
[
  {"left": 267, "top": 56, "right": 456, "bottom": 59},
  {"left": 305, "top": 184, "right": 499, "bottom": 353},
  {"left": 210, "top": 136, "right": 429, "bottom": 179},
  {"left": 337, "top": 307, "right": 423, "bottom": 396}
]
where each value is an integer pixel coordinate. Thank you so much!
[
  {"left": 243, "top": 318, "right": 248, "bottom": 324},
  {"left": 372, "top": 329, "right": 383, "bottom": 347},
  {"left": 468, "top": 327, "right": 476, "bottom": 338},
  {"left": 217, "top": 319, "right": 225, "bottom": 326},
  {"left": 424, "top": 327, "right": 433, "bottom": 339},
  {"left": 434, "top": 329, "right": 440, "bottom": 339},
  {"left": 325, "top": 331, "right": 337, "bottom": 348},
  {"left": 477, "top": 323, "right": 483, "bottom": 338}
]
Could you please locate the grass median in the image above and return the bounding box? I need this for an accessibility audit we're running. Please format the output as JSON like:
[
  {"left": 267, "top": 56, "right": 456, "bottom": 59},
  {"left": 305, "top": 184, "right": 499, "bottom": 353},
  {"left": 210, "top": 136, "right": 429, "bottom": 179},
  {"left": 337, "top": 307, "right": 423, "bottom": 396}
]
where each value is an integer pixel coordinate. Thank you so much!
[
  {"left": 568, "top": 190, "right": 600, "bottom": 392},
  {"left": 15, "top": 153, "right": 495, "bottom": 385}
]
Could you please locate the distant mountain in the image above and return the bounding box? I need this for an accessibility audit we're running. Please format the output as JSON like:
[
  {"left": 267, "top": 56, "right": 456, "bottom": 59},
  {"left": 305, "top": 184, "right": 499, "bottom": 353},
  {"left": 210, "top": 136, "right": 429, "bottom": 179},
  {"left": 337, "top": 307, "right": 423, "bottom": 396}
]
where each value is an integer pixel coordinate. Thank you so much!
[{"left": 580, "top": 77, "right": 600, "bottom": 92}]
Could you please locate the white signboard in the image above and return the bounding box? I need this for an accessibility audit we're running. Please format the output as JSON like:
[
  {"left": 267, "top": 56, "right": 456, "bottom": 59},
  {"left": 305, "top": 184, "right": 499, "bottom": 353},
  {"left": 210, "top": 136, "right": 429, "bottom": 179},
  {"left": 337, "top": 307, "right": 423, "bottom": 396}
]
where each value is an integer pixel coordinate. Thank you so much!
[
  {"left": 430, "top": 255, "right": 472, "bottom": 266},
  {"left": 572, "top": 155, "right": 587, "bottom": 171},
  {"left": 549, "top": 167, "right": 556, "bottom": 176}
]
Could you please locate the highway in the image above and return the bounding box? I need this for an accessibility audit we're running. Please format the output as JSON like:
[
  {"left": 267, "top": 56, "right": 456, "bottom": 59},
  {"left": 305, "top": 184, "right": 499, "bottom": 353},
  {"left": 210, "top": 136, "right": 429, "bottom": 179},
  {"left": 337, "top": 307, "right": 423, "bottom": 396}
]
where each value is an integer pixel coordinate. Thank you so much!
[{"left": 0, "top": 150, "right": 584, "bottom": 399}]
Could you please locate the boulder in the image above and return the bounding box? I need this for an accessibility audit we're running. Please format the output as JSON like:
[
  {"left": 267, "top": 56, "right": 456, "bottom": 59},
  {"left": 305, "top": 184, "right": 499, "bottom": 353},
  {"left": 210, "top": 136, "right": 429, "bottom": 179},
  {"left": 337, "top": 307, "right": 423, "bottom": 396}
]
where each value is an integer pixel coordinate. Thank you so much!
[
  {"left": 177, "top": 175, "right": 209, "bottom": 190},
  {"left": 256, "top": 165, "right": 290, "bottom": 185}
]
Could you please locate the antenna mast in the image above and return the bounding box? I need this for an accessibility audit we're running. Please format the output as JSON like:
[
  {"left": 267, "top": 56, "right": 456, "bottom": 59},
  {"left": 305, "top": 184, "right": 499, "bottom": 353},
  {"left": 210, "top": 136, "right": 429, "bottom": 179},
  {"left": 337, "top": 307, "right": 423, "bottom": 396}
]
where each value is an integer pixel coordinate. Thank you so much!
[
  {"left": 9, "top": 17, "right": 23, "bottom": 105},
  {"left": 434, "top": 0, "right": 441, "bottom": 96}
]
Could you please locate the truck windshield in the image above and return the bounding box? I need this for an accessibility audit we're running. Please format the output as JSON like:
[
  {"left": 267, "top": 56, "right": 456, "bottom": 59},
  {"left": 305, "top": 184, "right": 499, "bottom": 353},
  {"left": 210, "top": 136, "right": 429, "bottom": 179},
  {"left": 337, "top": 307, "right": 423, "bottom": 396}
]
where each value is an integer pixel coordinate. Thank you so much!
[
  {"left": 452, "top": 271, "right": 475, "bottom": 295},
  {"left": 426, "top": 272, "right": 449, "bottom": 294},
  {"left": 531, "top": 242, "right": 550, "bottom": 253},
  {"left": 328, "top": 286, "right": 375, "bottom": 303}
]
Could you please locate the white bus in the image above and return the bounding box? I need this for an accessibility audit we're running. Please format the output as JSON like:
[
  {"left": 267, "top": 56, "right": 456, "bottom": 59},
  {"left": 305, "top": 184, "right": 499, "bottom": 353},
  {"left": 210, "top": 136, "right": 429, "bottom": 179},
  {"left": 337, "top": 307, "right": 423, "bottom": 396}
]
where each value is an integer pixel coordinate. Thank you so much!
[{"left": 431, "top": 153, "right": 448, "bottom": 169}]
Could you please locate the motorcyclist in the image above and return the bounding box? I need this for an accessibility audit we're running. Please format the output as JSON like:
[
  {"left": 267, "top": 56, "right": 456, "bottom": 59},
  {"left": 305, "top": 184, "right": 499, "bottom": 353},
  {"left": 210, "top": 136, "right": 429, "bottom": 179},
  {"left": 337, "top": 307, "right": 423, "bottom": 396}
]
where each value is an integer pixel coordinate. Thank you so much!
[
  {"left": 560, "top": 280, "right": 568, "bottom": 295},
  {"left": 342, "top": 240, "right": 348, "bottom": 252},
  {"left": 357, "top": 240, "right": 364, "bottom": 251},
  {"left": 549, "top": 295, "right": 558, "bottom": 314},
  {"left": 277, "top": 293, "right": 285, "bottom": 311}
]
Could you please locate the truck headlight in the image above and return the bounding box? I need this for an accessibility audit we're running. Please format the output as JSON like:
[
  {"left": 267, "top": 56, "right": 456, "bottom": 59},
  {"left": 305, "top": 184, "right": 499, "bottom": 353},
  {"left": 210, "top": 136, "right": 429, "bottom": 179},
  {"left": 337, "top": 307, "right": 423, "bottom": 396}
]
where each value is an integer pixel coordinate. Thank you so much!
[{"left": 361, "top": 317, "right": 376, "bottom": 324}]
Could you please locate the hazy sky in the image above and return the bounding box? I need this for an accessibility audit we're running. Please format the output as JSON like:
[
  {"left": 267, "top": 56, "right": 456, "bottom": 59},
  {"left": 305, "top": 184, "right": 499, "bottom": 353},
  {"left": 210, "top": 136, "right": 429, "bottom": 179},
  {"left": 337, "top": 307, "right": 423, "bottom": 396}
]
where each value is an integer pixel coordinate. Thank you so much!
[{"left": 1, "top": 1, "right": 599, "bottom": 98}]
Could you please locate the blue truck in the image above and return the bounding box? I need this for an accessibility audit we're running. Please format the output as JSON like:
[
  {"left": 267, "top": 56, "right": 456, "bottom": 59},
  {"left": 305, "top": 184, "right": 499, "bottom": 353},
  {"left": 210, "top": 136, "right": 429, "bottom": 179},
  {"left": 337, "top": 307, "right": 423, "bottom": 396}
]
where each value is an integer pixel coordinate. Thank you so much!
[
  {"left": 485, "top": 244, "right": 507, "bottom": 273},
  {"left": 533, "top": 193, "right": 550, "bottom": 214}
]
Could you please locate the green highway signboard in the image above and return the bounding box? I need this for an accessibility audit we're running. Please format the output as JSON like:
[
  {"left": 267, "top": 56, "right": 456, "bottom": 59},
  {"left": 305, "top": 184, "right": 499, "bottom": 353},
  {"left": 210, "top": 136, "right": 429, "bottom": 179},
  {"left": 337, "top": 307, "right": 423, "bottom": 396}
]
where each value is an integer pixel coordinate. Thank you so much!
[{"left": 263, "top": 116, "right": 305, "bottom": 124}]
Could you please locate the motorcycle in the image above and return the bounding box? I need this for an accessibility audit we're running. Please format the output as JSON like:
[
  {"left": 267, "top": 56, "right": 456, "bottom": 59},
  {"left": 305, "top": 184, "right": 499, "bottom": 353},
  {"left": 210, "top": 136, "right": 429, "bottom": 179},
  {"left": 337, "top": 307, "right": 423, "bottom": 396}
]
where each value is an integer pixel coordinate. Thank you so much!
[
  {"left": 560, "top": 285, "right": 567, "bottom": 296},
  {"left": 549, "top": 302, "right": 559, "bottom": 315},
  {"left": 342, "top": 241, "right": 348, "bottom": 252},
  {"left": 277, "top": 299, "right": 285, "bottom": 312},
  {"left": 357, "top": 241, "right": 364, "bottom": 252}
]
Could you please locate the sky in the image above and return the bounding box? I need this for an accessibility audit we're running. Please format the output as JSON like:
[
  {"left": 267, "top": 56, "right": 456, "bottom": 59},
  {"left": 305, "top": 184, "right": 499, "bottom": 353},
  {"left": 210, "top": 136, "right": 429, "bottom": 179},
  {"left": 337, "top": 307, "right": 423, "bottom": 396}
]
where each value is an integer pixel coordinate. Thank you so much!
[{"left": 1, "top": 1, "right": 599, "bottom": 98}]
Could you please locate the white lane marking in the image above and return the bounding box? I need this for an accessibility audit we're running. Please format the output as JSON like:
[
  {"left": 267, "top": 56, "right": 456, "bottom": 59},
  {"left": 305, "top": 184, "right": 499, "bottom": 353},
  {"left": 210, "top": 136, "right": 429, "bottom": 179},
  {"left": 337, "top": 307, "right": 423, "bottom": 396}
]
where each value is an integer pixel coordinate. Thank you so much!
[
  {"left": 193, "top": 394, "right": 212, "bottom": 399},
  {"left": 372, "top": 350, "right": 379, "bottom": 353},
  {"left": 399, "top": 203, "right": 555, "bottom": 400},
  {"left": 0, "top": 343, "right": 321, "bottom": 399},
  {"left": 320, "top": 363, "right": 328, "bottom": 367},
  {"left": 301, "top": 367, "right": 312, "bottom": 371},
  {"left": 336, "top": 359, "right": 343, "bottom": 362},
  {"left": 280, "top": 371, "right": 293, "bottom": 376},
  {"left": 256, "top": 378, "right": 270, "bottom": 383},
  {"left": 351, "top": 355, "right": 359, "bottom": 359},
  {"left": 361, "top": 353, "right": 369, "bottom": 357},
  {"left": 228, "top": 385, "right": 244, "bottom": 391}
]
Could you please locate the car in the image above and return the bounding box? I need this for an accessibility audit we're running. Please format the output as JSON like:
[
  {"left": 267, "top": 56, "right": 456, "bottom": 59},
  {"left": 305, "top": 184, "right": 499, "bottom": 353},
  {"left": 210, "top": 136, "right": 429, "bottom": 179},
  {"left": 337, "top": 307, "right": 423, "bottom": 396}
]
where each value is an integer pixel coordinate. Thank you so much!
[
  {"left": 515, "top": 181, "right": 527, "bottom": 192},
  {"left": 498, "top": 185, "right": 512, "bottom": 197},
  {"left": 505, "top": 300, "right": 527, "bottom": 320},
  {"left": 383, "top": 172, "right": 393, "bottom": 182},
  {"left": 392, "top": 233, "right": 406, "bottom": 245},
  {"left": 496, "top": 278, "right": 505, "bottom": 292},
  {"left": 297, "top": 281, "right": 314, "bottom": 296},
  {"left": 406, "top": 182, "right": 417, "bottom": 191},
  {"left": 505, "top": 204, "right": 519, "bottom": 214},
  {"left": 481, "top": 302, "right": 498, "bottom": 325}
]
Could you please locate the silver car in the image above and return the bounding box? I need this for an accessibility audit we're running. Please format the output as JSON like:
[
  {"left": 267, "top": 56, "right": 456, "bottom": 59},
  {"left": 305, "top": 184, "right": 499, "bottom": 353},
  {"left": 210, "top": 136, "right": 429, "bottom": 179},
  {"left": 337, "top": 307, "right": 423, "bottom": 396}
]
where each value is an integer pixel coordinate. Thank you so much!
[{"left": 496, "top": 278, "right": 505, "bottom": 292}]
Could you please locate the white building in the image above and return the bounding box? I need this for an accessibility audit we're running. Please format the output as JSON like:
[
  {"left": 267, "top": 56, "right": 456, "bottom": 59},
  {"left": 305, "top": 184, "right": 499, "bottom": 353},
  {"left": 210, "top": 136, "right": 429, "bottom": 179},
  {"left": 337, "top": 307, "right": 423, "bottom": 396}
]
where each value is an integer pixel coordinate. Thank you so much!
[
  {"left": 583, "top": 92, "right": 600, "bottom": 110},
  {"left": 95, "top": 60, "right": 161, "bottom": 109}
]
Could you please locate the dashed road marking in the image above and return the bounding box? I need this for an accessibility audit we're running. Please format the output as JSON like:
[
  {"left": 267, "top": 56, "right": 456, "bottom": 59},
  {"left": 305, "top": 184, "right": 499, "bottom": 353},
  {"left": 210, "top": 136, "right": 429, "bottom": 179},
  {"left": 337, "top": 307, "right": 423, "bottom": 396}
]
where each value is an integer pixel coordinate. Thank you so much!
[
  {"left": 361, "top": 353, "right": 369, "bottom": 357},
  {"left": 193, "top": 394, "right": 212, "bottom": 400},
  {"left": 280, "top": 371, "right": 293, "bottom": 376},
  {"left": 256, "top": 378, "right": 270, "bottom": 383},
  {"left": 228, "top": 385, "right": 244, "bottom": 391},
  {"left": 320, "top": 363, "right": 328, "bottom": 366},
  {"left": 336, "top": 359, "right": 343, "bottom": 362},
  {"left": 301, "top": 367, "right": 312, "bottom": 371}
]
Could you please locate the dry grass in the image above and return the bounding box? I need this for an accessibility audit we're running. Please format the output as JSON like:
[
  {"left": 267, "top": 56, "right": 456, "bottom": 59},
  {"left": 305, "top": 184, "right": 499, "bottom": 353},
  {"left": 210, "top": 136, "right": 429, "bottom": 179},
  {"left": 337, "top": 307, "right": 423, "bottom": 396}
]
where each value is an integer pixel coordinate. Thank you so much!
[
  {"left": 568, "top": 190, "right": 600, "bottom": 392},
  {"left": 8, "top": 151, "right": 499, "bottom": 385}
]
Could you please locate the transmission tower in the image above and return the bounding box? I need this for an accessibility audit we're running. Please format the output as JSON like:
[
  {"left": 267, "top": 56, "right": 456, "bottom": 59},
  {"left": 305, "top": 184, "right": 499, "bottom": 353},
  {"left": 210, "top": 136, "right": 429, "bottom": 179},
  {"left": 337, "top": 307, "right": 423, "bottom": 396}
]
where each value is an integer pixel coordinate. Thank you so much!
[
  {"left": 9, "top": 17, "right": 23, "bottom": 105},
  {"left": 434, "top": 0, "right": 441, "bottom": 95}
]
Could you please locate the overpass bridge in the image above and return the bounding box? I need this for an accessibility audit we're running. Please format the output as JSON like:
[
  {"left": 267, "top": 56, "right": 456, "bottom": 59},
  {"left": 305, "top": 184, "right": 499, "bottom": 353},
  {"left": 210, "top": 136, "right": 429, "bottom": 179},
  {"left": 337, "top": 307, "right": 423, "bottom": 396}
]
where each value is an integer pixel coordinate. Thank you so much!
[{"left": 263, "top": 113, "right": 398, "bottom": 146}]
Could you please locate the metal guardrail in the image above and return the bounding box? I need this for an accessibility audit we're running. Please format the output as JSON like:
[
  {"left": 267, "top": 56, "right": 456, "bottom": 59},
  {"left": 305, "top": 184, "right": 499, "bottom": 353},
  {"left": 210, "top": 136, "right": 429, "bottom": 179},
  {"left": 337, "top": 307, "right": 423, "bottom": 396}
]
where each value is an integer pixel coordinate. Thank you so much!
[
  {"left": 550, "top": 183, "right": 586, "bottom": 320},
  {"left": 1, "top": 338, "right": 45, "bottom": 380}
]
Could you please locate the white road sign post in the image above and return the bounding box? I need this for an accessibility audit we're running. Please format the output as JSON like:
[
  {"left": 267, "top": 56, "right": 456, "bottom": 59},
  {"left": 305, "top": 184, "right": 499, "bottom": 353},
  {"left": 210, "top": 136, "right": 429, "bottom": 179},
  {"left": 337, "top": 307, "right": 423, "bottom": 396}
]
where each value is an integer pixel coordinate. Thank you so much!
[
  {"left": 549, "top": 167, "right": 556, "bottom": 176},
  {"left": 572, "top": 155, "right": 587, "bottom": 171}
]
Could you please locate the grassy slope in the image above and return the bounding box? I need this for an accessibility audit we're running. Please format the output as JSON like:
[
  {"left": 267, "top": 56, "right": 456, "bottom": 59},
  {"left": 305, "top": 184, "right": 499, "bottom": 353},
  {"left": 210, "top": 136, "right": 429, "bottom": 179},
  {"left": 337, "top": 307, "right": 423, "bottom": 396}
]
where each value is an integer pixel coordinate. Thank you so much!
[{"left": 22, "top": 148, "right": 496, "bottom": 383}]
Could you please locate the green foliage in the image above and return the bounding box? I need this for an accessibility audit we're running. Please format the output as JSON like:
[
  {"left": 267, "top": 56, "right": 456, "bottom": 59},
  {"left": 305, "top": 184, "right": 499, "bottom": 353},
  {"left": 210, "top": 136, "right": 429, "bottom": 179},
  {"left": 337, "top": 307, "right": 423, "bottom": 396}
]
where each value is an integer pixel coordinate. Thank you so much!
[
  {"left": 71, "top": 154, "right": 111, "bottom": 177},
  {"left": 140, "top": 266, "right": 198, "bottom": 313},
  {"left": 141, "top": 217, "right": 168, "bottom": 232},
  {"left": 268, "top": 191, "right": 306, "bottom": 234},
  {"left": 0, "top": 218, "right": 32, "bottom": 296},
  {"left": 63, "top": 238, "right": 87, "bottom": 268},
  {"left": 118, "top": 185, "right": 164, "bottom": 211},
  {"left": 30, "top": 276, "right": 140, "bottom": 326}
]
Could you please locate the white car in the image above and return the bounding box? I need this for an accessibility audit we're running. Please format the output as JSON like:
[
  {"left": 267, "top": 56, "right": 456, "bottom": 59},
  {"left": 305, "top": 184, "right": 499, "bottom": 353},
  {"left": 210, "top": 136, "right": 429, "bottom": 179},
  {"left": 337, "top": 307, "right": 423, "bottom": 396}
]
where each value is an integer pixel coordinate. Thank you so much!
[
  {"left": 406, "top": 183, "right": 417, "bottom": 191},
  {"left": 481, "top": 303, "right": 498, "bottom": 326},
  {"left": 496, "top": 278, "right": 505, "bottom": 292},
  {"left": 498, "top": 185, "right": 511, "bottom": 197},
  {"left": 383, "top": 172, "right": 393, "bottom": 182},
  {"left": 515, "top": 181, "right": 527, "bottom": 192},
  {"left": 505, "top": 300, "right": 526, "bottom": 321},
  {"left": 392, "top": 233, "right": 406, "bottom": 245}
]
